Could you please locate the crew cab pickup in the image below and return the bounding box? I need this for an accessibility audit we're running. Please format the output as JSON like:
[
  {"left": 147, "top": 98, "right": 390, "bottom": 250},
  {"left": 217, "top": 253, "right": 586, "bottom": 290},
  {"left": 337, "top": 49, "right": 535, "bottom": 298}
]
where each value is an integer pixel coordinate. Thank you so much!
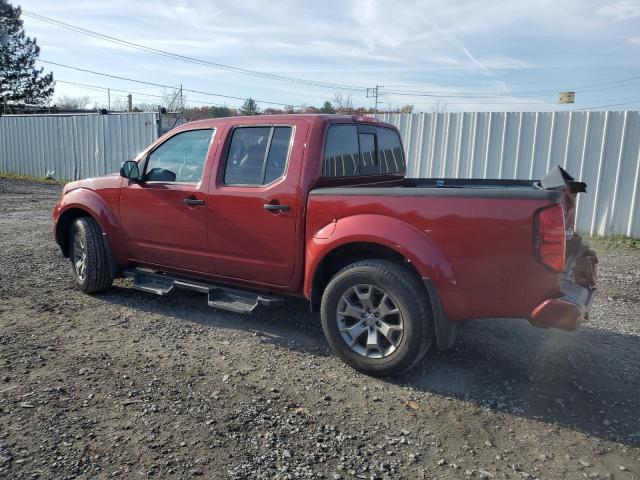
[{"left": 53, "top": 114, "right": 597, "bottom": 376}]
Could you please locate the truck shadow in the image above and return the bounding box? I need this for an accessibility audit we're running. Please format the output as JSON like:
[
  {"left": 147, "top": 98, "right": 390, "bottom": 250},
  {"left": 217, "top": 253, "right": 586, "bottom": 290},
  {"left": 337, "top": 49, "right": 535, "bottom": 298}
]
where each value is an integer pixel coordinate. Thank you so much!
[
  {"left": 404, "top": 318, "right": 640, "bottom": 448},
  {"left": 101, "top": 285, "right": 640, "bottom": 448}
]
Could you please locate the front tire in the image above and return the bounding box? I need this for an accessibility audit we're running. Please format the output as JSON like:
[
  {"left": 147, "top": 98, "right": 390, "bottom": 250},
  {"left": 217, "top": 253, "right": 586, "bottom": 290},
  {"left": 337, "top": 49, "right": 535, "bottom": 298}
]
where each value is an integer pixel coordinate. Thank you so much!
[
  {"left": 69, "top": 217, "right": 114, "bottom": 293},
  {"left": 320, "top": 260, "right": 433, "bottom": 377}
]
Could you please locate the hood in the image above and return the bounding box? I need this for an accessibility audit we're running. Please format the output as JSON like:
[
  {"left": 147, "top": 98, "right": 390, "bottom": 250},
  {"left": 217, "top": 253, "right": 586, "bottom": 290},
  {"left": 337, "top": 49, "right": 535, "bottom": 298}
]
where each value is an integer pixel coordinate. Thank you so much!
[{"left": 62, "top": 173, "right": 122, "bottom": 195}]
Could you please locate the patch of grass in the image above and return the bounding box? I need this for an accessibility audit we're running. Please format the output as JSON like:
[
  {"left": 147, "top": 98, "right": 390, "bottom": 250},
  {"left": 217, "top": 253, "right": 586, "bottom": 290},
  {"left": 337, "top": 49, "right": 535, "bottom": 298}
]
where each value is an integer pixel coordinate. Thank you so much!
[
  {"left": 587, "top": 235, "right": 640, "bottom": 250},
  {"left": 0, "top": 171, "right": 67, "bottom": 185}
]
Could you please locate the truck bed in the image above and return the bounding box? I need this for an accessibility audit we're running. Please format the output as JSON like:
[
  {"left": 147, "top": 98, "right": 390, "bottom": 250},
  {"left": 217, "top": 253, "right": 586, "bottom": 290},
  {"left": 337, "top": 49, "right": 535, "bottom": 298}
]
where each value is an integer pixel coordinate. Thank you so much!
[
  {"left": 307, "top": 178, "right": 564, "bottom": 323},
  {"left": 311, "top": 177, "right": 561, "bottom": 200}
]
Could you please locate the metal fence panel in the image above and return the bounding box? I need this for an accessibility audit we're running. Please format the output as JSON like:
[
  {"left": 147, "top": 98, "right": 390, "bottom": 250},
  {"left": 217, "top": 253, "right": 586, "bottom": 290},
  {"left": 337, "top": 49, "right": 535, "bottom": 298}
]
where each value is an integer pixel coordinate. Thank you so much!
[
  {"left": 0, "top": 113, "right": 157, "bottom": 181},
  {"left": 1, "top": 111, "right": 638, "bottom": 237},
  {"left": 376, "top": 111, "right": 640, "bottom": 237}
]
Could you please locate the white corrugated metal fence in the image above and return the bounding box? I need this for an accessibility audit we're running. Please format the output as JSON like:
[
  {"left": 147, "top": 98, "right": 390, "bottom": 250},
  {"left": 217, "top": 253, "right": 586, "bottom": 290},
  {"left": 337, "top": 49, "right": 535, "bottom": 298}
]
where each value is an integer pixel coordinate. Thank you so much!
[
  {"left": 0, "top": 113, "right": 157, "bottom": 181},
  {"left": 1, "top": 111, "right": 638, "bottom": 237},
  {"left": 376, "top": 111, "right": 640, "bottom": 237}
]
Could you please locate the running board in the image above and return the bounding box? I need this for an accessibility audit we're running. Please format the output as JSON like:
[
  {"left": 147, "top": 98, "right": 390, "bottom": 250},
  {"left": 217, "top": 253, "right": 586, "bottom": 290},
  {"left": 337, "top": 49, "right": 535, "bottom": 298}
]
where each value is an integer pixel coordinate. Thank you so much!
[{"left": 124, "top": 269, "right": 284, "bottom": 314}]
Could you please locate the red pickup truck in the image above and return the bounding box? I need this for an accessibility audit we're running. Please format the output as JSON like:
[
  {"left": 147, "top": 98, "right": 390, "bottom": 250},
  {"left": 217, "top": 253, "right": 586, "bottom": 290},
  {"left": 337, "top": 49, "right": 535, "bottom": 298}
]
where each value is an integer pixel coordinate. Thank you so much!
[{"left": 53, "top": 114, "right": 597, "bottom": 376}]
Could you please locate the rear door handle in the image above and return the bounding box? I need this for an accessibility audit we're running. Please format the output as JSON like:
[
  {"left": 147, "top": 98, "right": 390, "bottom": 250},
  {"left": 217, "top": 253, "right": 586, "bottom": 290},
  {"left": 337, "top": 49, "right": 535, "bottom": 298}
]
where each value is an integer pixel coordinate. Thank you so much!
[
  {"left": 263, "top": 203, "right": 290, "bottom": 212},
  {"left": 184, "top": 198, "right": 205, "bottom": 206}
]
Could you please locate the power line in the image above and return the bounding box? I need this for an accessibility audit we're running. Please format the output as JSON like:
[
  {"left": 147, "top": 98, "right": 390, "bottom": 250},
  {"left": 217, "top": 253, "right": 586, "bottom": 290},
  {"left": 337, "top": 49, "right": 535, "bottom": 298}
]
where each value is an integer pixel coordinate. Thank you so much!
[
  {"left": 23, "top": 10, "right": 367, "bottom": 93},
  {"left": 577, "top": 99, "right": 640, "bottom": 110},
  {"left": 379, "top": 75, "right": 640, "bottom": 98},
  {"left": 24, "top": 10, "right": 640, "bottom": 108},
  {"left": 39, "top": 59, "right": 296, "bottom": 107},
  {"left": 55, "top": 79, "right": 242, "bottom": 108}
]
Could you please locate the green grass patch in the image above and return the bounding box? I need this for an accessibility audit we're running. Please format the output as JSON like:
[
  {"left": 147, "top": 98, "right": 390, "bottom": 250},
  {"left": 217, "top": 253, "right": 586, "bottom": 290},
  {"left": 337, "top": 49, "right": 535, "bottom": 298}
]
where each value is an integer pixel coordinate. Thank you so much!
[
  {"left": 0, "top": 171, "right": 67, "bottom": 185},
  {"left": 587, "top": 235, "right": 640, "bottom": 250}
]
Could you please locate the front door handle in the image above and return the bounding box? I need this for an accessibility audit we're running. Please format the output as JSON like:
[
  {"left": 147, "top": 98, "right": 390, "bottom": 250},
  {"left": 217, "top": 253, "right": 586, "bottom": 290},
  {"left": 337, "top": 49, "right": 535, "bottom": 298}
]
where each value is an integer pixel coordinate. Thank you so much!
[
  {"left": 263, "top": 203, "right": 290, "bottom": 212},
  {"left": 184, "top": 197, "right": 205, "bottom": 206}
]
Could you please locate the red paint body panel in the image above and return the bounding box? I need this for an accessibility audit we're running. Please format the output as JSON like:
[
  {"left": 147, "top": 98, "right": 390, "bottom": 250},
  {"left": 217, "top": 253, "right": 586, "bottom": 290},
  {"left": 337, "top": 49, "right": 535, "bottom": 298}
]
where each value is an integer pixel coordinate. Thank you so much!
[
  {"left": 52, "top": 114, "right": 584, "bottom": 329},
  {"left": 305, "top": 195, "right": 560, "bottom": 322}
]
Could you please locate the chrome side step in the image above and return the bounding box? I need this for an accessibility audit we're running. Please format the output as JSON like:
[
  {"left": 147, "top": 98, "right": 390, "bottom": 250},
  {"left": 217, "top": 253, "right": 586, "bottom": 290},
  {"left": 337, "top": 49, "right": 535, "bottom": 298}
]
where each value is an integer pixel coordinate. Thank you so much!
[{"left": 124, "top": 269, "right": 284, "bottom": 314}]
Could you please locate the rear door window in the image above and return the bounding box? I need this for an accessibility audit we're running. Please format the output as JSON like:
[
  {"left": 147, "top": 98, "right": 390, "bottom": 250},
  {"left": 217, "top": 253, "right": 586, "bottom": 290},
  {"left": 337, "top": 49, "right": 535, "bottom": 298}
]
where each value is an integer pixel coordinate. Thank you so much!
[{"left": 224, "top": 126, "right": 293, "bottom": 186}]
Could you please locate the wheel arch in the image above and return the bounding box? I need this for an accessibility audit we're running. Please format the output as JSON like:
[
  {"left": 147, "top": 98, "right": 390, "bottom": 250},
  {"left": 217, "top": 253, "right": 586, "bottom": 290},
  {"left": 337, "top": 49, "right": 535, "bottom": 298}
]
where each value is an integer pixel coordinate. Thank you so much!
[
  {"left": 305, "top": 214, "right": 458, "bottom": 351},
  {"left": 308, "top": 241, "right": 422, "bottom": 310},
  {"left": 55, "top": 188, "right": 123, "bottom": 265},
  {"left": 56, "top": 207, "right": 95, "bottom": 257},
  {"left": 305, "top": 215, "right": 456, "bottom": 303}
]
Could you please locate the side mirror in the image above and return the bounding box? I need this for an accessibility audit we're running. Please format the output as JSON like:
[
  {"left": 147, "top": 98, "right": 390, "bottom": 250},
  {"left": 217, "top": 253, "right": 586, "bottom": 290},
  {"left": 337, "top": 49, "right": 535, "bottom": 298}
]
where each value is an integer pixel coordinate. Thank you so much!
[{"left": 120, "top": 160, "right": 140, "bottom": 180}]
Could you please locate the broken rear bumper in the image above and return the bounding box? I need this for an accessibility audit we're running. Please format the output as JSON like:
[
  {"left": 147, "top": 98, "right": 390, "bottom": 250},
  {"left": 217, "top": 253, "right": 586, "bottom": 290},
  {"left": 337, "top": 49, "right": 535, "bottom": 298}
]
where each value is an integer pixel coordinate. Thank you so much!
[{"left": 528, "top": 280, "right": 595, "bottom": 331}]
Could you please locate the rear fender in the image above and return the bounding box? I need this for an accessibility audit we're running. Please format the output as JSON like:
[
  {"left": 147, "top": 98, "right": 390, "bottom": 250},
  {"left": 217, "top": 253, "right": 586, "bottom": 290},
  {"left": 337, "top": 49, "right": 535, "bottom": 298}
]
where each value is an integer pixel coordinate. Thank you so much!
[{"left": 305, "top": 214, "right": 457, "bottom": 298}]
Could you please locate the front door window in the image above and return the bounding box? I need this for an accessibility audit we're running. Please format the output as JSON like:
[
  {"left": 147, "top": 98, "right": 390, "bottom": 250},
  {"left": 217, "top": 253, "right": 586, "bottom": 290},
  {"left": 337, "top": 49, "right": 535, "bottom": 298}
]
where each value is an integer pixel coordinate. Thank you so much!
[{"left": 144, "top": 129, "right": 214, "bottom": 183}]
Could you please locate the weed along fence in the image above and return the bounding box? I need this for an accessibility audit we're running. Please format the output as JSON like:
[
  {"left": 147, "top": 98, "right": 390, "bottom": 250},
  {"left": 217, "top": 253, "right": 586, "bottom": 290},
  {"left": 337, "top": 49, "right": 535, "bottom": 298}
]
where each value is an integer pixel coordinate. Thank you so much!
[
  {"left": 0, "top": 113, "right": 158, "bottom": 181},
  {"left": 375, "top": 111, "right": 640, "bottom": 237}
]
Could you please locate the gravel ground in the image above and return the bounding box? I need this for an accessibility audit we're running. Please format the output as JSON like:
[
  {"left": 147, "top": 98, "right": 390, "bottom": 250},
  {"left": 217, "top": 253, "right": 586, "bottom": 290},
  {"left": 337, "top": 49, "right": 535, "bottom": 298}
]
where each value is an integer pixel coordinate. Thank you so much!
[{"left": 0, "top": 177, "right": 639, "bottom": 480}]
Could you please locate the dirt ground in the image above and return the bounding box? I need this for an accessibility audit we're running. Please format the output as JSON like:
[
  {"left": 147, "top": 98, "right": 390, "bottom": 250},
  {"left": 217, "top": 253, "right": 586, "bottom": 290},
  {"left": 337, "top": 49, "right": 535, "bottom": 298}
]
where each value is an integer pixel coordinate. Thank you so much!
[{"left": 0, "top": 177, "right": 639, "bottom": 480}]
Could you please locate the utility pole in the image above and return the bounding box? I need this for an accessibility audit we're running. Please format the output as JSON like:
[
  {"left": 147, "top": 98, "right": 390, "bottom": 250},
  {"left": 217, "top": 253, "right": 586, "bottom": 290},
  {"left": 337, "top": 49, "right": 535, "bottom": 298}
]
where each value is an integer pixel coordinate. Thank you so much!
[
  {"left": 366, "top": 85, "right": 381, "bottom": 113},
  {"left": 127, "top": 94, "right": 132, "bottom": 112},
  {"left": 107, "top": 88, "right": 111, "bottom": 111},
  {"left": 179, "top": 84, "right": 183, "bottom": 112}
]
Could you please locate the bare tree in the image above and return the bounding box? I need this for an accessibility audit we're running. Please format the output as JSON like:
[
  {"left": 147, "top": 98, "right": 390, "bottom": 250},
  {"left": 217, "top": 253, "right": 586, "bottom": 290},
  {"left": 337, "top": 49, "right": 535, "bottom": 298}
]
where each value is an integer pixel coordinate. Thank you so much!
[
  {"left": 332, "top": 92, "right": 353, "bottom": 113},
  {"left": 431, "top": 101, "right": 447, "bottom": 113},
  {"left": 109, "top": 96, "right": 129, "bottom": 111},
  {"left": 56, "top": 95, "right": 91, "bottom": 110},
  {"left": 133, "top": 102, "right": 157, "bottom": 112},
  {"left": 160, "top": 88, "right": 186, "bottom": 110},
  {"left": 399, "top": 104, "right": 414, "bottom": 114}
]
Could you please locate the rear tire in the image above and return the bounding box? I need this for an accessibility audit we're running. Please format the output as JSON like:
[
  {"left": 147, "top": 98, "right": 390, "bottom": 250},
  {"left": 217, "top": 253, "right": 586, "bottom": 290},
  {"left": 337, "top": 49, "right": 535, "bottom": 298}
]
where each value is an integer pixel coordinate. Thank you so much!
[
  {"left": 69, "top": 217, "right": 114, "bottom": 293},
  {"left": 320, "top": 260, "right": 433, "bottom": 377}
]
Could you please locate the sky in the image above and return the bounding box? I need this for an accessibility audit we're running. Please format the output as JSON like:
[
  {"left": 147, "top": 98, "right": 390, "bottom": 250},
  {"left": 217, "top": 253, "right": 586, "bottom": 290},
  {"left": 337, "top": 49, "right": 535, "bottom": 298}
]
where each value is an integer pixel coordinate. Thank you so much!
[{"left": 15, "top": 0, "right": 640, "bottom": 112}]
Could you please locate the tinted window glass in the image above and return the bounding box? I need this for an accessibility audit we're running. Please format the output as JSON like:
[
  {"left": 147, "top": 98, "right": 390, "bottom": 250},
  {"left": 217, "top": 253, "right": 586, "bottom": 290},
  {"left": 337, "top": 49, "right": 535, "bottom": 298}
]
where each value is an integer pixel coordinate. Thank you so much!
[
  {"left": 323, "top": 125, "right": 359, "bottom": 177},
  {"left": 224, "top": 126, "right": 292, "bottom": 186},
  {"left": 224, "top": 127, "right": 271, "bottom": 185},
  {"left": 358, "top": 133, "right": 378, "bottom": 175},
  {"left": 145, "top": 129, "right": 213, "bottom": 183},
  {"left": 264, "top": 127, "right": 293, "bottom": 184},
  {"left": 377, "top": 127, "right": 405, "bottom": 174}
]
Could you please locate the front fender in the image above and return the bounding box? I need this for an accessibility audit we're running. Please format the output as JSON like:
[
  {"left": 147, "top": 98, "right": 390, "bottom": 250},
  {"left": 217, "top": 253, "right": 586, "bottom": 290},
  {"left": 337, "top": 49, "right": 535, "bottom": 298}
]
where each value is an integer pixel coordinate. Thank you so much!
[
  {"left": 304, "top": 214, "right": 457, "bottom": 299},
  {"left": 54, "top": 188, "right": 126, "bottom": 267}
]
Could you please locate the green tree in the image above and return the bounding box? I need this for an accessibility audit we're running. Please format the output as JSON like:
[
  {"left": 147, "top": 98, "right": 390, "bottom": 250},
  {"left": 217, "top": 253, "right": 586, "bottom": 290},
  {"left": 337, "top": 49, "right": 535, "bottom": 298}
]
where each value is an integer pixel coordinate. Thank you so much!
[
  {"left": 320, "top": 101, "right": 335, "bottom": 114},
  {"left": 240, "top": 98, "right": 259, "bottom": 116},
  {"left": 210, "top": 105, "right": 232, "bottom": 118},
  {"left": 0, "top": 0, "right": 54, "bottom": 108}
]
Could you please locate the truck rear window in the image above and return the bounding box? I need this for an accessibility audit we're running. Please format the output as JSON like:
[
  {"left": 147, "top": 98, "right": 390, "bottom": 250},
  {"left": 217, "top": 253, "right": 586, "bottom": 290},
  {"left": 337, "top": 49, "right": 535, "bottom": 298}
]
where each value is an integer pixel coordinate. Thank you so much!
[{"left": 323, "top": 125, "right": 405, "bottom": 178}]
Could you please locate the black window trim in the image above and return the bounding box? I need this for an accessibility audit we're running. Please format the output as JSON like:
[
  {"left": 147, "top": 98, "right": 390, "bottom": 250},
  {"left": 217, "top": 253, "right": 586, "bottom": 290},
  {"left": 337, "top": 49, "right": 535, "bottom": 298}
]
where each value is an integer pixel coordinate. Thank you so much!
[
  {"left": 221, "top": 124, "right": 295, "bottom": 188},
  {"left": 321, "top": 123, "right": 405, "bottom": 179},
  {"left": 141, "top": 127, "right": 216, "bottom": 186}
]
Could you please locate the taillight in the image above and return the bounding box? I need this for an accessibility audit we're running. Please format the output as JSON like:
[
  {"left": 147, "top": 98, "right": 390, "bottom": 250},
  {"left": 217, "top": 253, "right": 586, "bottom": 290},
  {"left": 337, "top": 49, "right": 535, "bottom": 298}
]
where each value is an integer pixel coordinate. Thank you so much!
[{"left": 535, "top": 204, "right": 565, "bottom": 272}]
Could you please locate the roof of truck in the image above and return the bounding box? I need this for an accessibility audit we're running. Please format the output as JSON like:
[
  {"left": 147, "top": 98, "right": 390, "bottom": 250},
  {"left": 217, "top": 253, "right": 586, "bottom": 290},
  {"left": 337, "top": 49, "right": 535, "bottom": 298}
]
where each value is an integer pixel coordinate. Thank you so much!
[{"left": 183, "top": 114, "right": 396, "bottom": 129}]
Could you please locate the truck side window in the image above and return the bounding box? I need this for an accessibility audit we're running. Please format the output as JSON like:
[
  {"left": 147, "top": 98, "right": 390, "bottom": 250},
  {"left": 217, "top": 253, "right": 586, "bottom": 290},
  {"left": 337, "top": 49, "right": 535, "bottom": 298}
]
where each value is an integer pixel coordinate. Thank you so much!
[
  {"left": 145, "top": 129, "right": 213, "bottom": 183},
  {"left": 224, "top": 126, "right": 292, "bottom": 186},
  {"left": 323, "top": 125, "right": 359, "bottom": 177},
  {"left": 377, "top": 127, "right": 405, "bottom": 174}
]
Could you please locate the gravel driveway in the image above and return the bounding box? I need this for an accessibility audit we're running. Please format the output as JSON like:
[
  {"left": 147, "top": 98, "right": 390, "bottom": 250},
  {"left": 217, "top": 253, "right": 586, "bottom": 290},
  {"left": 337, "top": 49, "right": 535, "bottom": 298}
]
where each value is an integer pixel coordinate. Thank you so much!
[{"left": 0, "top": 177, "right": 638, "bottom": 480}]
